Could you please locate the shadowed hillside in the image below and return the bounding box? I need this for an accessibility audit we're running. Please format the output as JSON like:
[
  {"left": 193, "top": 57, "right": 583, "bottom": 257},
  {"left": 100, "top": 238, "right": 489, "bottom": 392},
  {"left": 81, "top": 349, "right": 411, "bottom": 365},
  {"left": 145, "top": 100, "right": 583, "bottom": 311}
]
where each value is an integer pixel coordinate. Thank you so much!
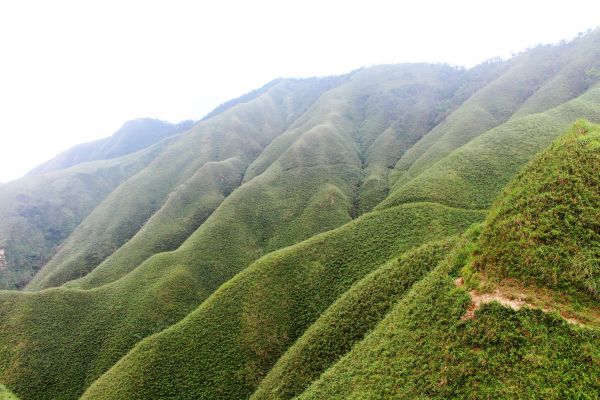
[
  {"left": 0, "top": 29, "right": 599, "bottom": 400},
  {"left": 0, "top": 138, "right": 175, "bottom": 289}
]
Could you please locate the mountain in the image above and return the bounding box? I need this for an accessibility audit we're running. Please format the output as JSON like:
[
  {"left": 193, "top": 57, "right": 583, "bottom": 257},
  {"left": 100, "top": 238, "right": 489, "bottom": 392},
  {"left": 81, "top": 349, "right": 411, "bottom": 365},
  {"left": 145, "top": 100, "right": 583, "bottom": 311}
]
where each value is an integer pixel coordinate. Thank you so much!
[
  {"left": 27, "top": 118, "right": 195, "bottom": 176},
  {"left": 0, "top": 29, "right": 599, "bottom": 400},
  {"left": 293, "top": 122, "right": 600, "bottom": 400},
  {"left": 0, "top": 118, "right": 194, "bottom": 290}
]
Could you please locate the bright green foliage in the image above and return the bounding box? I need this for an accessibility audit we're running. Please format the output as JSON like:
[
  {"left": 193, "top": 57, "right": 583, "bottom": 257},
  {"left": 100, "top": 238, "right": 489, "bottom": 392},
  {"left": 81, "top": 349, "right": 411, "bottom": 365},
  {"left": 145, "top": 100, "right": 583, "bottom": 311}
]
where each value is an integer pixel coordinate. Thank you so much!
[
  {"left": 80, "top": 204, "right": 482, "bottom": 399},
  {"left": 474, "top": 121, "right": 600, "bottom": 299},
  {"left": 390, "top": 30, "right": 600, "bottom": 197},
  {"left": 381, "top": 88, "right": 600, "bottom": 210},
  {"left": 70, "top": 157, "right": 246, "bottom": 288},
  {"left": 0, "top": 385, "right": 18, "bottom": 400},
  {"left": 27, "top": 78, "right": 333, "bottom": 290},
  {"left": 298, "top": 237, "right": 600, "bottom": 400},
  {"left": 0, "top": 66, "right": 479, "bottom": 399},
  {"left": 1, "top": 29, "right": 600, "bottom": 400},
  {"left": 251, "top": 238, "right": 456, "bottom": 400},
  {"left": 244, "top": 64, "right": 476, "bottom": 218}
]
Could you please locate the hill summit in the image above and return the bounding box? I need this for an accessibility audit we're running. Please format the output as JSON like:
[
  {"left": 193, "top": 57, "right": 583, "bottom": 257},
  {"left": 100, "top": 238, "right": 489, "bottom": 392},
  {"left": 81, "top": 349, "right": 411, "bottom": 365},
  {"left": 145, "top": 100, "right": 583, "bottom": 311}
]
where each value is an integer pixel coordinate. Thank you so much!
[{"left": 474, "top": 120, "right": 600, "bottom": 299}]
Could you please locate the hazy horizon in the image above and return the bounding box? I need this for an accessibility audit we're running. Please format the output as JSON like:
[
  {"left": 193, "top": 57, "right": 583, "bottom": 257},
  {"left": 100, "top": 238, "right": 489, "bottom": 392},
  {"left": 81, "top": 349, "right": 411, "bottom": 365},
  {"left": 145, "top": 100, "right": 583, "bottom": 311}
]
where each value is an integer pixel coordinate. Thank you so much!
[{"left": 1, "top": 0, "right": 599, "bottom": 183}]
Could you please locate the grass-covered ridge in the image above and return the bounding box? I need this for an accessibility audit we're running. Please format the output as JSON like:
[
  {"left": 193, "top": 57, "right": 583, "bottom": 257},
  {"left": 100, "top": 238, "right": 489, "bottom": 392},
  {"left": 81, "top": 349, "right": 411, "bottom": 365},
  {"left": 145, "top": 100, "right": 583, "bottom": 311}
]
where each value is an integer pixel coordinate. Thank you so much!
[
  {"left": 27, "top": 118, "right": 194, "bottom": 176},
  {"left": 474, "top": 120, "right": 600, "bottom": 299},
  {"left": 27, "top": 78, "right": 334, "bottom": 290},
  {"left": 295, "top": 123, "right": 600, "bottom": 399},
  {"left": 251, "top": 238, "right": 456, "bottom": 400},
  {"left": 0, "top": 29, "right": 600, "bottom": 400},
  {"left": 0, "top": 139, "right": 171, "bottom": 289},
  {"left": 297, "top": 231, "right": 600, "bottom": 399},
  {"left": 81, "top": 204, "right": 483, "bottom": 399},
  {"left": 388, "top": 29, "right": 600, "bottom": 200},
  {"left": 1, "top": 66, "right": 474, "bottom": 398},
  {"left": 380, "top": 87, "right": 600, "bottom": 210}
]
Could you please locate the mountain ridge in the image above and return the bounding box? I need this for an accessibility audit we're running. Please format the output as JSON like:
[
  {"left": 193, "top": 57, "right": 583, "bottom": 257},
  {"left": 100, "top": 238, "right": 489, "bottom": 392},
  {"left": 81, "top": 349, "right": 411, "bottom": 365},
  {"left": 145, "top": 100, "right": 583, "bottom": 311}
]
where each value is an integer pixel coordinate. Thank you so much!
[{"left": 0, "top": 29, "right": 599, "bottom": 400}]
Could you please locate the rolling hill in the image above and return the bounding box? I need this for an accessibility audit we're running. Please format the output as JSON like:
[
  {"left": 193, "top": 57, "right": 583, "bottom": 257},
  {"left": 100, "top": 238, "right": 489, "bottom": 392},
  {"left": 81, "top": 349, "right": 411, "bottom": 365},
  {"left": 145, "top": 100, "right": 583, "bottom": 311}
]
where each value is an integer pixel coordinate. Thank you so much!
[{"left": 0, "top": 29, "right": 599, "bottom": 400}]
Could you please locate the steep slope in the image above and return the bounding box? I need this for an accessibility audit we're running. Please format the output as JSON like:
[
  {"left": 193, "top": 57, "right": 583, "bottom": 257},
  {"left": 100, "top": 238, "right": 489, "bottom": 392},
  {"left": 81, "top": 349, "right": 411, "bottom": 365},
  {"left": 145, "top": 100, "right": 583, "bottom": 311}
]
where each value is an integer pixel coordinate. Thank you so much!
[
  {"left": 69, "top": 157, "right": 246, "bottom": 289},
  {"left": 391, "top": 30, "right": 600, "bottom": 190},
  {"left": 0, "top": 31, "right": 599, "bottom": 400},
  {"left": 251, "top": 238, "right": 456, "bottom": 400},
  {"left": 81, "top": 204, "right": 483, "bottom": 400},
  {"left": 297, "top": 239, "right": 599, "bottom": 399},
  {"left": 474, "top": 120, "right": 600, "bottom": 299},
  {"left": 29, "top": 63, "right": 472, "bottom": 291},
  {"left": 243, "top": 64, "right": 474, "bottom": 215},
  {"left": 295, "top": 123, "right": 600, "bottom": 399},
  {"left": 0, "top": 65, "right": 476, "bottom": 400},
  {"left": 27, "top": 118, "right": 194, "bottom": 175},
  {"left": 380, "top": 87, "right": 600, "bottom": 210},
  {"left": 27, "top": 77, "right": 337, "bottom": 290},
  {"left": 0, "top": 139, "right": 172, "bottom": 289}
]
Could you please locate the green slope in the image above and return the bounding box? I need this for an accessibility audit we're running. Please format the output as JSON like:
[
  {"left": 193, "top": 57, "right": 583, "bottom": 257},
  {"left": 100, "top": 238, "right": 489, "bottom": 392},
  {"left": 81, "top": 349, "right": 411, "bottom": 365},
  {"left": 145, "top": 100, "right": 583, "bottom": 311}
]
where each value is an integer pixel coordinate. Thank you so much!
[
  {"left": 27, "top": 118, "right": 194, "bottom": 176},
  {"left": 27, "top": 77, "right": 334, "bottom": 290},
  {"left": 69, "top": 157, "right": 246, "bottom": 288},
  {"left": 251, "top": 238, "right": 456, "bottom": 400},
  {"left": 297, "top": 234, "right": 599, "bottom": 399},
  {"left": 81, "top": 204, "right": 483, "bottom": 399},
  {"left": 0, "top": 65, "right": 471, "bottom": 398},
  {"left": 28, "top": 63, "right": 470, "bottom": 291},
  {"left": 0, "top": 30, "right": 599, "bottom": 400},
  {"left": 244, "top": 64, "right": 473, "bottom": 216},
  {"left": 0, "top": 140, "right": 171, "bottom": 289},
  {"left": 296, "top": 123, "right": 600, "bottom": 399},
  {"left": 380, "top": 87, "right": 600, "bottom": 210},
  {"left": 474, "top": 120, "right": 600, "bottom": 299},
  {"left": 391, "top": 30, "right": 600, "bottom": 190}
]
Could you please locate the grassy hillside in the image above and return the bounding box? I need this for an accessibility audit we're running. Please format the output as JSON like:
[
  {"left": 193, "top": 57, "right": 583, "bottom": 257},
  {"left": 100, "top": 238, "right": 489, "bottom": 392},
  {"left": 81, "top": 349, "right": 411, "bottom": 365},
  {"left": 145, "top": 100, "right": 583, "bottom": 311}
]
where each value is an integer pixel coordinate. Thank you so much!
[
  {"left": 1, "top": 66, "right": 475, "bottom": 398},
  {"left": 81, "top": 204, "right": 483, "bottom": 400},
  {"left": 243, "top": 64, "right": 475, "bottom": 216},
  {"left": 0, "top": 140, "right": 171, "bottom": 289},
  {"left": 251, "top": 238, "right": 456, "bottom": 400},
  {"left": 380, "top": 87, "right": 600, "bottom": 210},
  {"left": 27, "top": 78, "right": 336, "bottom": 290},
  {"left": 69, "top": 157, "right": 246, "bottom": 288},
  {"left": 27, "top": 118, "right": 194, "bottom": 175},
  {"left": 0, "top": 30, "right": 599, "bottom": 400},
  {"left": 295, "top": 122, "right": 600, "bottom": 399},
  {"left": 297, "top": 232, "right": 599, "bottom": 399},
  {"left": 391, "top": 30, "right": 600, "bottom": 191},
  {"left": 26, "top": 63, "right": 474, "bottom": 291},
  {"left": 474, "top": 120, "right": 600, "bottom": 299}
]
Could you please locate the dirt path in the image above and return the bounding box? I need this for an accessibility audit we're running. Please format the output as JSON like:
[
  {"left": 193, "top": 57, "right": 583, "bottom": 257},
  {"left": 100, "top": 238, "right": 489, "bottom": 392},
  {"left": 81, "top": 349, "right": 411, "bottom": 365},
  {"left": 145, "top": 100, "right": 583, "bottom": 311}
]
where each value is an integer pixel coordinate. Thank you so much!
[{"left": 454, "top": 277, "right": 585, "bottom": 326}]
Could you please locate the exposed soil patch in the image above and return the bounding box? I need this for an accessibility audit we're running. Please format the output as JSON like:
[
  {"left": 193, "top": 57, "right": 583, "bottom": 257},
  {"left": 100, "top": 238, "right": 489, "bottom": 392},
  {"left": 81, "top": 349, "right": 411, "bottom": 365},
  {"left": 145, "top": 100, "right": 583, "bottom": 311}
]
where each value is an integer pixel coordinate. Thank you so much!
[{"left": 454, "top": 277, "right": 594, "bottom": 327}]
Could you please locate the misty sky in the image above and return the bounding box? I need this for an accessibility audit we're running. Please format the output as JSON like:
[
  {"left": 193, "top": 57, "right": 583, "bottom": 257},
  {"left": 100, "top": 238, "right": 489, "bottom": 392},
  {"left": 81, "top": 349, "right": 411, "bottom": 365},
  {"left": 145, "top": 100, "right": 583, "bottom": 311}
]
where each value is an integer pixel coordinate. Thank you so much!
[{"left": 0, "top": 0, "right": 599, "bottom": 183}]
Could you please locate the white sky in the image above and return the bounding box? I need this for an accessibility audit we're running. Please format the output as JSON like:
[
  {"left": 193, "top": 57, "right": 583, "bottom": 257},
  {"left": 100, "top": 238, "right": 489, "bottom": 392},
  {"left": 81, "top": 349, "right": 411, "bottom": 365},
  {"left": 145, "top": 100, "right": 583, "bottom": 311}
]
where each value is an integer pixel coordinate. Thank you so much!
[{"left": 0, "top": 0, "right": 598, "bottom": 183}]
